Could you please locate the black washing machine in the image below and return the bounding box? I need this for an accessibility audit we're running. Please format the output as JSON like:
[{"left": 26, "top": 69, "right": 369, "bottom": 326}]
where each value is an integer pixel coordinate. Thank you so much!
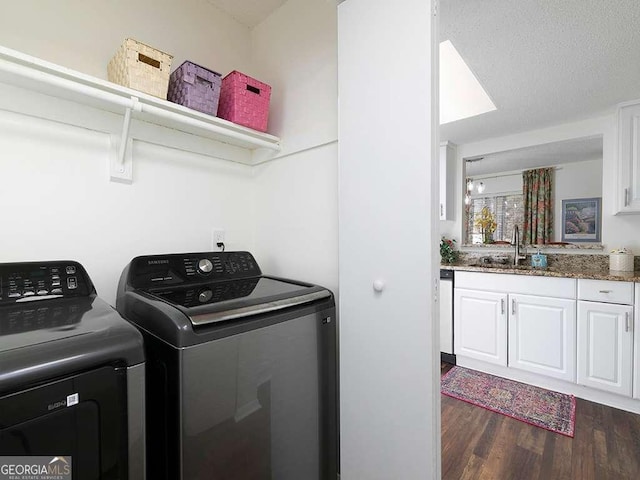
[
  {"left": 0, "top": 261, "right": 145, "bottom": 479},
  {"left": 116, "top": 251, "right": 338, "bottom": 480}
]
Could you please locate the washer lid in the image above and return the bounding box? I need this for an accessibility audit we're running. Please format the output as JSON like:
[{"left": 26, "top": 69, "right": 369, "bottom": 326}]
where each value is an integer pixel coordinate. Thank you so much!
[{"left": 144, "top": 276, "right": 331, "bottom": 326}]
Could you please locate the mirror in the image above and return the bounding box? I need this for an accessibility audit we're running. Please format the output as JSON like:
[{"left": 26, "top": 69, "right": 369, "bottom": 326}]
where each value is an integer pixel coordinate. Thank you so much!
[{"left": 462, "top": 136, "right": 603, "bottom": 247}]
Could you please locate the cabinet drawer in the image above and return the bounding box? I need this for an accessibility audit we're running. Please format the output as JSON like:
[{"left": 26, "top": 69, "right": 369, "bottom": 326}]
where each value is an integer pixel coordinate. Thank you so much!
[
  {"left": 455, "top": 272, "right": 575, "bottom": 298},
  {"left": 577, "top": 279, "right": 634, "bottom": 305}
]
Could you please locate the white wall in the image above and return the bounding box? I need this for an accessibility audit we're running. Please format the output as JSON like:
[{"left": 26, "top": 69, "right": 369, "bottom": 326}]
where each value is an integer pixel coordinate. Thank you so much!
[
  {"left": 0, "top": 1, "right": 256, "bottom": 304},
  {"left": 252, "top": 145, "right": 338, "bottom": 292},
  {"left": 442, "top": 114, "right": 640, "bottom": 251},
  {"left": 0, "top": 0, "right": 251, "bottom": 79},
  {"left": 0, "top": 108, "right": 255, "bottom": 304},
  {"left": 250, "top": 0, "right": 339, "bottom": 294}
]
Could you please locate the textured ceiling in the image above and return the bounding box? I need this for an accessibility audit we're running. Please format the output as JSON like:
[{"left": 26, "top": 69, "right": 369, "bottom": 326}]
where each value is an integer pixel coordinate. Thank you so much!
[
  {"left": 205, "top": 0, "right": 287, "bottom": 27},
  {"left": 440, "top": 0, "right": 640, "bottom": 144},
  {"left": 466, "top": 136, "right": 603, "bottom": 177}
]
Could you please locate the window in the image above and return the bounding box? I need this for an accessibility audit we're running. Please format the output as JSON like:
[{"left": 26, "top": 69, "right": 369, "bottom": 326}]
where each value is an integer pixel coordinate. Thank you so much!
[{"left": 466, "top": 193, "right": 524, "bottom": 244}]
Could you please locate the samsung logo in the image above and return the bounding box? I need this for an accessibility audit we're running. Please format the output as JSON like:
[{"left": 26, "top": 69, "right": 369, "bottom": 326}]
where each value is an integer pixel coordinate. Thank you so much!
[{"left": 148, "top": 260, "right": 169, "bottom": 265}]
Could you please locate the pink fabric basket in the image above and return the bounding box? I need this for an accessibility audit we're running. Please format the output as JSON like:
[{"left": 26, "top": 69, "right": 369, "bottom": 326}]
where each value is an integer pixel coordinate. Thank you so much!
[
  {"left": 217, "top": 71, "right": 271, "bottom": 132},
  {"left": 167, "top": 61, "right": 222, "bottom": 116}
]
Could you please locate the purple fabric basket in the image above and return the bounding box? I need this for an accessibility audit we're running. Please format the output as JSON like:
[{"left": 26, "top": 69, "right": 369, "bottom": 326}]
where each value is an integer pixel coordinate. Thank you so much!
[{"left": 167, "top": 61, "right": 222, "bottom": 116}]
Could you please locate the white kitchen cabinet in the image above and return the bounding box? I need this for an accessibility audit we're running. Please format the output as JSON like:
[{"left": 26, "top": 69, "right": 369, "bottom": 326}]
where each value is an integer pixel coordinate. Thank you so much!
[
  {"left": 577, "top": 301, "right": 633, "bottom": 396},
  {"left": 508, "top": 294, "right": 576, "bottom": 381},
  {"left": 454, "top": 273, "right": 575, "bottom": 372},
  {"left": 615, "top": 100, "right": 640, "bottom": 214},
  {"left": 439, "top": 142, "right": 456, "bottom": 220},
  {"left": 454, "top": 288, "right": 508, "bottom": 366},
  {"left": 578, "top": 278, "right": 634, "bottom": 305}
]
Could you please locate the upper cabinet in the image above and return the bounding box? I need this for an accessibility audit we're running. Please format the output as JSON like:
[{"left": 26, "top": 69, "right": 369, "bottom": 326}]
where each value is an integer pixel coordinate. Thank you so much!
[
  {"left": 439, "top": 141, "right": 456, "bottom": 220},
  {"left": 616, "top": 101, "right": 640, "bottom": 213}
]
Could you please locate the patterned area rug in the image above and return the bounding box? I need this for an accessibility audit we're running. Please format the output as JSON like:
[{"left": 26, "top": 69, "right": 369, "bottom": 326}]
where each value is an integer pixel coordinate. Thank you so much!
[{"left": 441, "top": 366, "right": 576, "bottom": 437}]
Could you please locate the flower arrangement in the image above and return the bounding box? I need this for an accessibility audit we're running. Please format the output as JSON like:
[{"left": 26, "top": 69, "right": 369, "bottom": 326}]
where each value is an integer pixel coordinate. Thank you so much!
[
  {"left": 610, "top": 248, "right": 632, "bottom": 254},
  {"left": 475, "top": 206, "right": 497, "bottom": 243},
  {"left": 440, "top": 237, "right": 459, "bottom": 264}
]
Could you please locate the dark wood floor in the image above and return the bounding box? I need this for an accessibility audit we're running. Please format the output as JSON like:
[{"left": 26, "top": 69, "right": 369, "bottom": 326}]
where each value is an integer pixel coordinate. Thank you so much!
[{"left": 441, "top": 363, "right": 640, "bottom": 479}]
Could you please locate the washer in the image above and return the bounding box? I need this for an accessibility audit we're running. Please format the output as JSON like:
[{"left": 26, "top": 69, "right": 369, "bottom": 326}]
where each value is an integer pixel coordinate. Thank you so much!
[
  {"left": 0, "top": 261, "right": 145, "bottom": 479},
  {"left": 116, "top": 251, "right": 338, "bottom": 480}
]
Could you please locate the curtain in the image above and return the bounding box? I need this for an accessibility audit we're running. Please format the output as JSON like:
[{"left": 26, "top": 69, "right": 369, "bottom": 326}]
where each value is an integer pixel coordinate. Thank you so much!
[{"left": 522, "top": 168, "right": 553, "bottom": 244}]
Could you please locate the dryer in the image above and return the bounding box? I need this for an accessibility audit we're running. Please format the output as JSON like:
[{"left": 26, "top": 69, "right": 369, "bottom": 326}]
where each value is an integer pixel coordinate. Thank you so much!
[{"left": 0, "top": 261, "right": 145, "bottom": 479}]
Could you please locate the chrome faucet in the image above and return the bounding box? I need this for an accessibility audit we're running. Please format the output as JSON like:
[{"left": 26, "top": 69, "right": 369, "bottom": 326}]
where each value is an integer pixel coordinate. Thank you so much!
[{"left": 511, "top": 226, "right": 527, "bottom": 266}]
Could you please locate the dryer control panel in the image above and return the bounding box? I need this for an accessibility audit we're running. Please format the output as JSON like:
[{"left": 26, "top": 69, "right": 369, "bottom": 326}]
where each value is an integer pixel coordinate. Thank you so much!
[
  {"left": 0, "top": 261, "right": 94, "bottom": 304},
  {"left": 129, "top": 251, "right": 262, "bottom": 289}
]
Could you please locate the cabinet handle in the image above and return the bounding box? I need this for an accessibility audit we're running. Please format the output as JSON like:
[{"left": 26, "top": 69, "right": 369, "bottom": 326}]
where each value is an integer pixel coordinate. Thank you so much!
[
  {"left": 625, "top": 188, "right": 630, "bottom": 207},
  {"left": 501, "top": 298, "right": 505, "bottom": 315},
  {"left": 599, "top": 290, "right": 612, "bottom": 294},
  {"left": 440, "top": 204, "right": 443, "bottom": 217},
  {"left": 626, "top": 312, "right": 630, "bottom": 332},
  {"left": 511, "top": 299, "right": 516, "bottom": 315}
]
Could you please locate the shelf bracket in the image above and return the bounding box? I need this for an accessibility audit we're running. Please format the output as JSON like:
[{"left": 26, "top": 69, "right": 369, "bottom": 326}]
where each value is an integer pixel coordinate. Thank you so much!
[{"left": 110, "top": 96, "right": 141, "bottom": 183}]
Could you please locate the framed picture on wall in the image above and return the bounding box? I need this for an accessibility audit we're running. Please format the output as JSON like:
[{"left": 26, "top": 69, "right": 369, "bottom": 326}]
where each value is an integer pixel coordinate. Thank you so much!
[{"left": 561, "top": 197, "right": 601, "bottom": 242}]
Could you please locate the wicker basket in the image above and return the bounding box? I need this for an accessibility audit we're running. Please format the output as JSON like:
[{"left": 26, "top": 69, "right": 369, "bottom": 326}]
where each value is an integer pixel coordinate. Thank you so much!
[
  {"left": 218, "top": 71, "right": 271, "bottom": 132},
  {"left": 107, "top": 38, "right": 173, "bottom": 99},
  {"left": 167, "top": 61, "right": 222, "bottom": 115}
]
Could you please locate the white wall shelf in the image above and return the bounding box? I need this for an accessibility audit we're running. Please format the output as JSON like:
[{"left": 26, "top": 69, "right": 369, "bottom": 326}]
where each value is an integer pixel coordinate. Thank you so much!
[{"left": 0, "top": 45, "right": 282, "bottom": 182}]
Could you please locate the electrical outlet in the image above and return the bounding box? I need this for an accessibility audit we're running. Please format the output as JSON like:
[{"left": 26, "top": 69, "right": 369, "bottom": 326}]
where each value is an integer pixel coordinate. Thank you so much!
[{"left": 212, "top": 229, "right": 226, "bottom": 250}]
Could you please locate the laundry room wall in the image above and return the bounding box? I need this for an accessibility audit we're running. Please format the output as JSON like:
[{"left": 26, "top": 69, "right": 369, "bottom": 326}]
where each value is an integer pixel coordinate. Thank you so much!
[
  {"left": 0, "top": 0, "right": 252, "bottom": 80},
  {"left": 250, "top": 0, "right": 339, "bottom": 294},
  {"left": 0, "top": 1, "right": 257, "bottom": 304},
  {"left": 0, "top": 107, "right": 256, "bottom": 305}
]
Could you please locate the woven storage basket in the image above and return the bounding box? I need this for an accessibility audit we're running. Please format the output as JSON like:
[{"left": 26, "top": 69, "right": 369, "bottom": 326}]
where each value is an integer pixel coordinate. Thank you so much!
[
  {"left": 107, "top": 38, "right": 173, "bottom": 99},
  {"left": 167, "top": 61, "right": 222, "bottom": 115},
  {"left": 218, "top": 71, "right": 271, "bottom": 132},
  {"left": 610, "top": 253, "right": 634, "bottom": 272}
]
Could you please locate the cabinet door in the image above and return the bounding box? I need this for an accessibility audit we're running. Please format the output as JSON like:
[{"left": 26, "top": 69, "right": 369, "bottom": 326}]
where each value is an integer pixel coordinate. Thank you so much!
[
  {"left": 508, "top": 294, "right": 576, "bottom": 381},
  {"left": 578, "top": 301, "right": 633, "bottom": 397},
  {"left": 616, "top": 102, "right": 640, "bottom": 213},
  {"left": 454, "top": 288, "right": 507, "bottom": 365}
]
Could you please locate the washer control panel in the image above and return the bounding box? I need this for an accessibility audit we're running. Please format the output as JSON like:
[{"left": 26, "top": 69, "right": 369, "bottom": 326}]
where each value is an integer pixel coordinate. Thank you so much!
[
  {"left": 0, "top": 261, "right": 93, "bottom": 304},
  {"left": 130, "top": 251, "right": 261, "bottom": 289}
]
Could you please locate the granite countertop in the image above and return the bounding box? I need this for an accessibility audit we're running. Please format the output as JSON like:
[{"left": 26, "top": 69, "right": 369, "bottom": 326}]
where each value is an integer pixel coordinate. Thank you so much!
[{"left": 441, "top": 263, "right": 640, "bottom": 282}]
